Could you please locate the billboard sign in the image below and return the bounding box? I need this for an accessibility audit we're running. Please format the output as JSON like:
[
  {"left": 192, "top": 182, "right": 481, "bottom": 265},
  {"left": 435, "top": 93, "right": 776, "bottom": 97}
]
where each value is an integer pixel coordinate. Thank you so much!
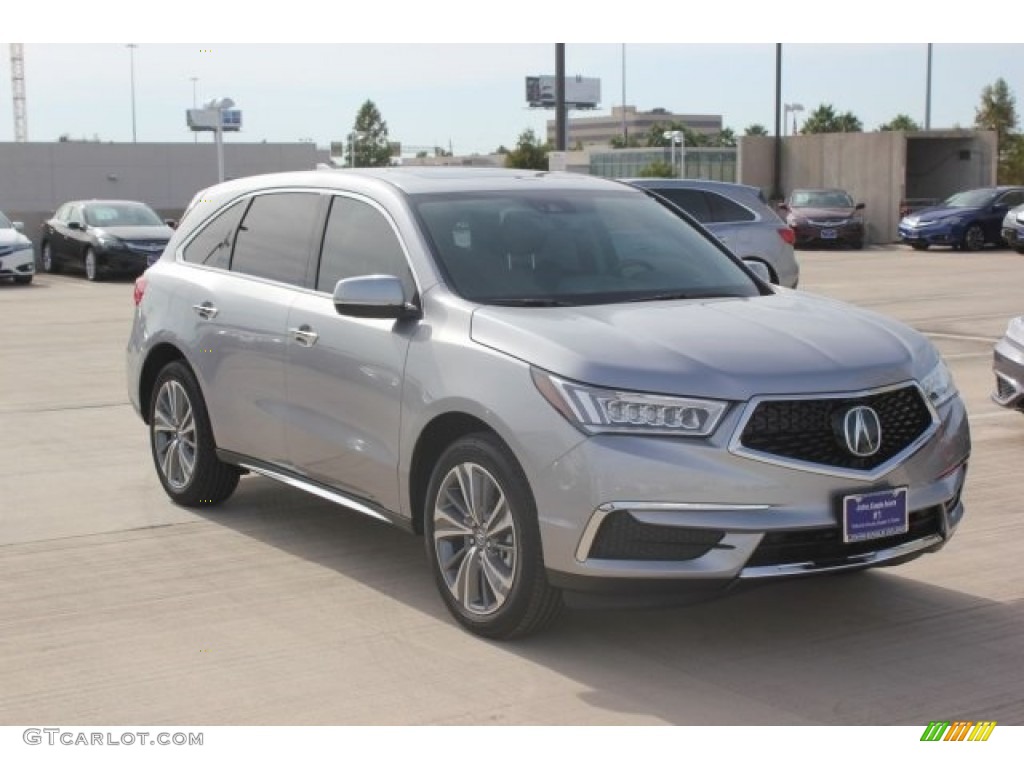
[
  {"left": 525, "top": 76, "right": 600, "bottom": 109},
  {"left": 187, "top": 108, "right": 243, "bottom": 132}
]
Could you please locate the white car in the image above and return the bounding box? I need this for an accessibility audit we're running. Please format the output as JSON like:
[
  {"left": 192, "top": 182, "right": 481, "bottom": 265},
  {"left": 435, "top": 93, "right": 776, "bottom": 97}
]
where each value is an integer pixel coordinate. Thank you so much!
[{"left": 0, "top": 210, "right": 35, "bottom": 284}]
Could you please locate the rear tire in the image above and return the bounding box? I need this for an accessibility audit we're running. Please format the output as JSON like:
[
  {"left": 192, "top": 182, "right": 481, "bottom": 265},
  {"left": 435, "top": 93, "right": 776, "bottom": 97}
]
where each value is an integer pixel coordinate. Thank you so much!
[
  {"left": 149, "top": 361, "right": 240, "bottom": 507},
  {"left": 1015, "top": 246, "right": 1024, "bottom": 255},
  {"left": 424, "top": 432, "right": 563, "bottom": 639}
]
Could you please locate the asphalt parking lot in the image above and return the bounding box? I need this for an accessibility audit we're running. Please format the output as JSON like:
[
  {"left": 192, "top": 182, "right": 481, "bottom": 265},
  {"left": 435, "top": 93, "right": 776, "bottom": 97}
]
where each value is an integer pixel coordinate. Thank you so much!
[{"left": 1, "top": 246, "right": 1023, "bottom": 726}]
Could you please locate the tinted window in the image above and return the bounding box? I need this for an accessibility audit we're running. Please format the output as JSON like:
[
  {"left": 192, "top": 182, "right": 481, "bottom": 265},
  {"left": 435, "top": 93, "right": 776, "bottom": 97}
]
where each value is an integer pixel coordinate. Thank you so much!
[
  {"left": 656, "top": 188, "right": 711, "bottom": 223},
  {"left": 182, "top": 199, "right": 249, "bottom": 269},
  {"left": 231, "top": 193, "right": 321, "bottom": 286},
  {"left": 316, "top": 196, "right": 414, "bottom": 294},
  {"left": 413, "top": 190, "right": 759, "bottom": 305},
  {"left": 997, "top": 190, "right": 1024, "bottom": 208},
  {"left": 706, "top": 191, "right": 755, "bottom": 222}
]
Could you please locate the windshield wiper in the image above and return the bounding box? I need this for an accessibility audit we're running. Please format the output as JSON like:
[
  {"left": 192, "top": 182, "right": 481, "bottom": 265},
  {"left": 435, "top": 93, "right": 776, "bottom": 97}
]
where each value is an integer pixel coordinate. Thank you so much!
[
  {"left": 624, "top": 291, "right": 746, "bottom": 303},
  {"left": 488, "top": 298, "right": 576, "bottom": 307}
]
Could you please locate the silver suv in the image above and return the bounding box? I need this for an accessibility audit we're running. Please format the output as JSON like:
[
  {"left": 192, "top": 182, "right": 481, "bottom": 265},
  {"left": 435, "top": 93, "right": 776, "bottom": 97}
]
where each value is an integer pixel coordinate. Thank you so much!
[
  {"left": 625, "top": 178, "right": 799, "bottom": 288},
  {"left": 127, "top": 168, "right": 970, "bottom": 639}
]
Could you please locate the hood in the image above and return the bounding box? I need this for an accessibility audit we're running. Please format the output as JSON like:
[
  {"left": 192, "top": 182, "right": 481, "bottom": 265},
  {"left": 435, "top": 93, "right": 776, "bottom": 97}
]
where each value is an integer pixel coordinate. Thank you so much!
[
  {"left": 470, "top": 291, "right": 936, "bottom": 401},
  {"left": 0, "top": 228, "right": 31, "bottom": 247},
  {"left": 789, "top": 206, "right": 856, "bottom": 219},
  {"left": 93, "top": 225, "right": 173, "bottom": 241},
  {"left": 907, "top": 205, "right": 981, "bottom": 223}
]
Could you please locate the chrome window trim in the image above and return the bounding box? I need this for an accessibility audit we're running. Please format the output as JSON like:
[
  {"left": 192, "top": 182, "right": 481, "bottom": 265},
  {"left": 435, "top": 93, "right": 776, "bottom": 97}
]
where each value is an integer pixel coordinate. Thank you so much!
[{"left": 727, "top": 380, "right": 941, "bottom": 482}]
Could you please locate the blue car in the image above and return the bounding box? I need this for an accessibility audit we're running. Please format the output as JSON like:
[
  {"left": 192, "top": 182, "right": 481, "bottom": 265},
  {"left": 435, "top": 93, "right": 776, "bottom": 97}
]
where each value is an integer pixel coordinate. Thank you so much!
[{"left": 898, "top": 186, "right": 1024, "bottom": 251}]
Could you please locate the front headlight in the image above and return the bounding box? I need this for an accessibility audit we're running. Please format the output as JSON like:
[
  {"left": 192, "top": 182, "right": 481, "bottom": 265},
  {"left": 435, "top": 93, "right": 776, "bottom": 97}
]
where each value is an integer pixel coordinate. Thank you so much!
[
  {"left": 920, "top": 359, "right": 958, "bottom": 408},
  {"left": 1005, "top": 316, "right": 1024, "bottom": 345},
  {"left": 10, "top": 240, "right": 33, "bottom": 253},
  {"left": 942, "top": 215, "right": 964, "bottom": 226},
  {"left": 531, "top": 369, "right": 728, "bottom": 436},
  {"left": 786, "top": 215, "right": 802, "bottom": 227},
  {"left": 95, "top": 232, "right": 123, "bottom": 249}
]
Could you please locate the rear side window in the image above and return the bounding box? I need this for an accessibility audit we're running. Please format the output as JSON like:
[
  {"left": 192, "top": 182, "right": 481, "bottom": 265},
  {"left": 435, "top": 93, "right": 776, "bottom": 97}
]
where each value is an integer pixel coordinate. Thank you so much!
[
  {"left": 231, "top": 192, "right": 321, "bottom": 287},
  {"left": 706, "top": 191, "right": 756, "bottom": 223},
  {"left": 656, "top": 188, "right": 711, "bottom": 223},
  {"left": 316, "top": 196, "right": 414, "bottom": 295},
  {"left": 181, "top": 199, "right": 248, "bottom": 269}
]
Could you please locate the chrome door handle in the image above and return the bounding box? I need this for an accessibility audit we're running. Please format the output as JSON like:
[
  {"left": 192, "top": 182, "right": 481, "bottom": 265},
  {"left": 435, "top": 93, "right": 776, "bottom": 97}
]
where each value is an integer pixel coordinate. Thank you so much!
[
  {"left": 289, "top": 325, "right": 319, "bottom": 347},
  {"left": 192, "top": 302, "right": 219, "bottom": 319}
]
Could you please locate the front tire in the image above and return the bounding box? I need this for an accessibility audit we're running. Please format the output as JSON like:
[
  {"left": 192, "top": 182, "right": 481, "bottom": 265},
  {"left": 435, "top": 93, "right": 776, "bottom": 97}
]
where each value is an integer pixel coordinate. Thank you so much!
[
  {"left": 84, "top": 247, "right": 100, "bottom": 281},
  {"left": 13, "top": 275, "right": 32, "bottom": 285},
  {"left": 41, "top": 242, "right": 60, "bottom": 273},
  {"left": 910, "top": 242, "right": 929, "bottom": 251},
  {"left": 149, "top": 361, "right": 239, "bottom": 507},
  {"left": 961, "top": 224, "right": 985, "bottom": 252},
  {"left": 424, "top": 433, "right": 562, "bottom": 639}
]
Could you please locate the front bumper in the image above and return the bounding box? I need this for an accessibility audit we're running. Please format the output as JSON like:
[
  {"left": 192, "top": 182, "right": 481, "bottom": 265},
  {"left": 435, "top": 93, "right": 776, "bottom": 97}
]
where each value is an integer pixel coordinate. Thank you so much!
[
  {"left": 97, "top": 247, "right": 150, "bottom": 274},
  {"left": 992, "top": 332, "right": 1024, "bottom": 410},
  {"left": 899, "top": 222, "right": 959, "bottom": 246},
  {"left": 0, "top": 246, "right": 35, "bottom": 278},
  {"left": 792, "top": 222, "right": 863, "bottom": 247},
  {"left": 536, "top": 392, "right": 970, "bottom": 590}
]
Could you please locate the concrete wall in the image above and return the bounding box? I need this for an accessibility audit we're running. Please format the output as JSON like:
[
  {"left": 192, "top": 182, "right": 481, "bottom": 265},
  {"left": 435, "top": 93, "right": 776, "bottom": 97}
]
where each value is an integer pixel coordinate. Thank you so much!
[
  {"left": 738, "top": 131, "right": 998, "bottom": 244},
  {"left": 0, "top": 141, "right": 327, "bottom": 250}
]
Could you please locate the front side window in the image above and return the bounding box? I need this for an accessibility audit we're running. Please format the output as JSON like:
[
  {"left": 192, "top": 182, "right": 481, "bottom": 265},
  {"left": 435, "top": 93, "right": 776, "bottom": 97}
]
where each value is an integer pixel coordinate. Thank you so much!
[
  {"left": 413, "top": 189, "right": 761, "bottom": 306},
  {"left": 316, "top": 196, "right": 414, "bottom": 294},
  {"left": 181, "top": 199, "right": 249, "bottom": 269},
  {"left": 230, "top": 192, "right": 321, "bottom": 287}
]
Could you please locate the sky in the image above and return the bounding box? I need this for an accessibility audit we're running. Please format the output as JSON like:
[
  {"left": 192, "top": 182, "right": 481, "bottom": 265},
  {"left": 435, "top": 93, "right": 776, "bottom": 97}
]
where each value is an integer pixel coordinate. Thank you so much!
[{"left": 2, "top": 5, "right": 1023, "bottom": 156}]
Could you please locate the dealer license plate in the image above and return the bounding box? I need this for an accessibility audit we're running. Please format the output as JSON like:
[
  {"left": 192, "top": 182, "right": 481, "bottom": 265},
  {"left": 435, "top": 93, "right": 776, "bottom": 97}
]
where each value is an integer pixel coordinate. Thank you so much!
[
  {"left": 842, "top": 487, "right": 908, "bottom": 543},
  {"left": 821, "top": 228, "right": 837, "bottom": 239}
]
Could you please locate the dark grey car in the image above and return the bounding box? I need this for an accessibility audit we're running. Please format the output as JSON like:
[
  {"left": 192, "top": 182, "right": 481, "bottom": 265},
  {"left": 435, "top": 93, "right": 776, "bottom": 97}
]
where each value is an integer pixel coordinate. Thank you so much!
[
  {"left": 624, "top": 178, "right": 799, "bottom": 288},
  {"left": 126, "top": 168, "right": 970, "bottom": 639}
]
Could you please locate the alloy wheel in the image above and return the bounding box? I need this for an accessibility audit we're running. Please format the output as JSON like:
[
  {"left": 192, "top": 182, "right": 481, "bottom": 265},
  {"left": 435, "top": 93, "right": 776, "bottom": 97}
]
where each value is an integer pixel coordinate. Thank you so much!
[
  {"left": 963, "top": 225, "right": 985, "bottom": 252},
  {"left": 152, "top": 379, "right": 197, "bottom": 490},
  {"left": 85, "top": 250, "right": 98, "bottom": 281},
  {"left": 432, "top": 461, "right": 518, "bottom": 616}
]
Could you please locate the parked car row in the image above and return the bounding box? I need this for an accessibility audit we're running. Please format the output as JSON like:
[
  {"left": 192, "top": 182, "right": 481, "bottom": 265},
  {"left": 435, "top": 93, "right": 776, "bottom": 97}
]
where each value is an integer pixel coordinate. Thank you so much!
[
  {"left": 0, "top": 210, "right": 36, "bottom": 284},
  {"left": 126, "top": 167, "right": 970, "bottom": 639},
  {"left": 40, "top": 200, "right": 175, "bottom": 281},
  {"left": 898, "top": 186, "right": 1024, "bottom": 251}
]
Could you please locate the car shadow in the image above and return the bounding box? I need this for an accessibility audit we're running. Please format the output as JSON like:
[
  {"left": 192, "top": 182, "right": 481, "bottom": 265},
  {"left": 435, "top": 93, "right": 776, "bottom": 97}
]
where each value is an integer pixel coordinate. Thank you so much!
[{"left": 193, "top": 476, "right": 1024, "bottom": 725}]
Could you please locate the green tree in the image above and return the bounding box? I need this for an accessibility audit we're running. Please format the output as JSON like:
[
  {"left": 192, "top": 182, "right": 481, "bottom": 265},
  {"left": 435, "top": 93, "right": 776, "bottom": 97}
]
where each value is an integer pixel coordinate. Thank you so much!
[
  {"left": 800, "top": 104, "right": 863, "bottom": 134},
  {"left": 712, "top": 127, "right": 737, "bottom": 147},
  {"left": 504, "top": 128, "right": 550, "bottom": 170},
  {"left": 636, "top": 160, "right": 676, "bottom": 178},
  {"left": 349, "top": 100, "right": 393, "bottom": 167},
  {"left": 1000, "top": 135, "right": 1024, "bottom": 185},
  {"left": 879, "top": 114, "right": 921, "bottom": 131},
  {"left": 744, "top": 124, "right": 769, "bottom": 136},
  {"left": 975, "top": 77, "right": 1018, "bottom": 149}
]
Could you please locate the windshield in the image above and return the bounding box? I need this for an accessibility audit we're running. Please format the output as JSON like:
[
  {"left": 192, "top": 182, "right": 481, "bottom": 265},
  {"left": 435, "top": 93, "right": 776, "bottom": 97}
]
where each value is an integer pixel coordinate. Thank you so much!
[
  {"left": 943, "top": 189, "right": 997, "bottom": 208},
  {"left": 0, "top": 211, "right": 11, "bottom": 229},
  {"left": 790, "top": 190, "right": 854, "bottom": 208},
  {"left": 411, "top": 189, "right": 761, "bottom": 306},
  {"left": 84, "top": 203, "right": 164, "bottom": 227}
]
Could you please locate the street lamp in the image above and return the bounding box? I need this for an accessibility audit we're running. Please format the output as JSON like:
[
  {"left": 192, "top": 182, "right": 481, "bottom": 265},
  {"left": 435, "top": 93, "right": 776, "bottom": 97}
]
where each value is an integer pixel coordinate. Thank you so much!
[
  {"left": 190, "top": 77, "right": 199, "bottom": 143},
  {"left": 206, "top": 97, "right": 235, "bottom": 183},
  {"left": 663, "top": 130, "right": 683, "bottom": 178},
  {"left": 126, "top": 44, "right": 138, "bottom": 142},
  {"left": 349, "top": 131, "right": 366, "bottom": 168},
  {"left": 784, "top": 102, "right": 804, "bottom": 135}
]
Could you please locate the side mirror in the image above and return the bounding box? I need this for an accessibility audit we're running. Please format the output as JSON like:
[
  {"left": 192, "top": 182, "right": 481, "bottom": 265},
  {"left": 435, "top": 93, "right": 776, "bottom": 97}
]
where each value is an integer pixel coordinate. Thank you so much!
[
  {"left": 855, "top": 202, "right": 866, "bottom": 211},
  {"left": 333, "top": 275, "right": 419, "bottom": 319},
  {"left": 778, "top": 203, "right": 790, "bottom": 212},
  {"left": 12, "top": 221, "right": 24, "bottom": 232},
  {"left": 743, "top": 258, "right": 774, "bottom": 284},
  {"left": 164, "top": 219, "right": 178, "bottom": 229},
  {"left": 68, "top": 221, "right": 83, "bottom": 230}
]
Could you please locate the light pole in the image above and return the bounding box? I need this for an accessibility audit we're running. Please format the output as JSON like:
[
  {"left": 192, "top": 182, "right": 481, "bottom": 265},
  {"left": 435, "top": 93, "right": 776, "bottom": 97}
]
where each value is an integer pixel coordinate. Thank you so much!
[
  {"left": 190, "top": 77, "right": 199, "bottom": 143},
  {"left": 663, "top": 130, "right": 683, "bottom": 178},
  {"left": 349, "top": 131, "right": 365, "bottom": 168},
  {"left": 784, "top": 102, "right": 804, "bottom": 135},
  {"left": 206, "top": 97, "right": 235, "bottom": 183},
  {"left": 126, "top": 44, "right": 138, "bottom": 142}
]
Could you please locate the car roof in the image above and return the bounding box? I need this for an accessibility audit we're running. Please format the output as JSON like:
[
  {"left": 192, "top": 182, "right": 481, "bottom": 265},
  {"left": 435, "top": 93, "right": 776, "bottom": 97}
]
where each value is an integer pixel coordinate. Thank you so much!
[{"left": 203, "top": 167, "right": 629, "bottom": 199}]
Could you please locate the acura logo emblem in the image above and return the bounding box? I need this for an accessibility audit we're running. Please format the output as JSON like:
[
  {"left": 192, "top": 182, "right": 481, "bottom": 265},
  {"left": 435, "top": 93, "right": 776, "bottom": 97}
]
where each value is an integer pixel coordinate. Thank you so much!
[{"left": 843, "top": 406, "right": 882, "bottom": 457}]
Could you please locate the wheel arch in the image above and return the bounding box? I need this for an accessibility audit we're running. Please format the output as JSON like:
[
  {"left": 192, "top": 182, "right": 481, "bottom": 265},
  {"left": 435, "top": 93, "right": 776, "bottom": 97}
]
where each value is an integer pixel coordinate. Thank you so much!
[
  {"left": 408, "top": 412, "right": 506, "bottom": 535},
  {"left": 138, "top": 342, "right": 190, "bottom": 425}
]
